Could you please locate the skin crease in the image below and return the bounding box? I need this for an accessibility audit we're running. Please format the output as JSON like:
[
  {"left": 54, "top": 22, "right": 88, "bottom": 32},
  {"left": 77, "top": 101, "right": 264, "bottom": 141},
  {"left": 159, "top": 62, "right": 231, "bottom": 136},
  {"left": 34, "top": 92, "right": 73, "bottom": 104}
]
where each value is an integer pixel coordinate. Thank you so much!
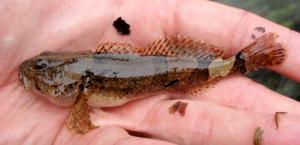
[{"left": 1, "top": 0, "right": 300, "bottom": 144}]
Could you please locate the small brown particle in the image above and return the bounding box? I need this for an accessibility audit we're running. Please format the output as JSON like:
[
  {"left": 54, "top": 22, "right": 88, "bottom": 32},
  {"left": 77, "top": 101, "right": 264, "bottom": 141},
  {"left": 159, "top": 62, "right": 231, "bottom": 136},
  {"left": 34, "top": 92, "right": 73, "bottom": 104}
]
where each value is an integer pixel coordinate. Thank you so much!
[
  {"left": 169, "top": 101, "right": 180, "bottom": 114},
  {"left": 251, "top": 34, "right": 256, "bottom": 40},
  {"left": 126, "top": 130, "right": 152, "bottom": 138},
  {"left": 113, "top": 17, "right": 130, "bottom": 35},
  {"left": 274, "top": 112, "right": 287, "bottom": 129},
  {"left": 169, "top": 101, "right": 188, "bottom": 116},
  {"left": 251, "top": 26, "right": 266, "bottom": 40},
  {"left": 254, "top": 127, "right": 264, "bottom": 145},
  {"left": 254, "top": 26, "right": 266, "bottom": 33},
  {"left": 178, "top": 102, "right": 188, "bottom": 116}
]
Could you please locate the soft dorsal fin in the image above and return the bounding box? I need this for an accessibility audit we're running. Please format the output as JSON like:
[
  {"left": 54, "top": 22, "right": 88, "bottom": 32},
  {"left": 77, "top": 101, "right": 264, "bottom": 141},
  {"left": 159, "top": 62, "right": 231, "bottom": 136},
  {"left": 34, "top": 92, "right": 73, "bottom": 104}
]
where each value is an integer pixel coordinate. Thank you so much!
[
  {"left": 142, "top": 35, "right": 224, "bottom": 61},
  {"left": 95, "top": 36, "right": 224, "bottom": 62},
  {"left": 96, "top": 42, "right": 142, "bottom": 54}
]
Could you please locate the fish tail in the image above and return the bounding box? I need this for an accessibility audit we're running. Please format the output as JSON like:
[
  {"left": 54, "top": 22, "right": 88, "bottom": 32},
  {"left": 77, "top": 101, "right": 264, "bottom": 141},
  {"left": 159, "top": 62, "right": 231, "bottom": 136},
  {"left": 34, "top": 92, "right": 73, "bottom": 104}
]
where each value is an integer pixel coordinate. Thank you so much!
[{"left": 236, "top": 32, "right": 286, "bottom": 72}]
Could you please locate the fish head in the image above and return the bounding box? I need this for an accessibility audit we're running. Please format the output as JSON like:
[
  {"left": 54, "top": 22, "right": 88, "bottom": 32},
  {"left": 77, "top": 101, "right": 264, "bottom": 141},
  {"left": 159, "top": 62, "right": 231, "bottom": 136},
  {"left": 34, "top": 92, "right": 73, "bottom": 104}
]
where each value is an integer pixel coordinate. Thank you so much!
[{"left": 18, "top": 51, "right": 83, "bottom": 107}]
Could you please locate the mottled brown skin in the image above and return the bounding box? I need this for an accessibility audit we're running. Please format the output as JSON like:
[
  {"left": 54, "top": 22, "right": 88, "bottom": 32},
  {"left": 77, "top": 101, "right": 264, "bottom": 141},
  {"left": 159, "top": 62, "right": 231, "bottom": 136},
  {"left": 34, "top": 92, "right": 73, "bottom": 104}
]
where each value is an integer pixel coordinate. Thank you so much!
[
  {"left": 89, "top": 67, "right": 209, "bottom": 97},
  {"left": 18, "top": 33, "right": 286, "bottom": 134},
  {"left": 19, "top": 51, "right": 214, "bottom": 108},
  {"left": 18, "top": 50, "right": 216, "bottom": 133}
]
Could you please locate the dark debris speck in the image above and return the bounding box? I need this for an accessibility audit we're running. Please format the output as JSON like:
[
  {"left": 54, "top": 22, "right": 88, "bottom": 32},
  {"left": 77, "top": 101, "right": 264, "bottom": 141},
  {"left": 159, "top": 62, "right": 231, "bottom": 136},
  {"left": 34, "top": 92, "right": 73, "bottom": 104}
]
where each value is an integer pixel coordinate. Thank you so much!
[
  {"left": 113, "top": 17, "right": 130, "bottom": 35},
  {"left": 254, "top": 26, "right": 266, "bottom": 33}
]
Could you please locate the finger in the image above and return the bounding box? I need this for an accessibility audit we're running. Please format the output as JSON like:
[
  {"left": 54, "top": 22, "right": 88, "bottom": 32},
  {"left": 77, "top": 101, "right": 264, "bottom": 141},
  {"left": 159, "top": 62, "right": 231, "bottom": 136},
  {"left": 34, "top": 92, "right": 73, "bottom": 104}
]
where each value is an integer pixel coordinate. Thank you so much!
[
  {"left": 166, "top": 0, "right": 300, "bottom": 81},
  {"left": 0, "top": 84, "right": 69, "bottom": 144},
  {"left": 190, "top": 75, "right": 300, "bottom": 115},
  {"left": 56, "top": 126, "right": 176, "bottom": 145},
  {"left": 94, "top": 99, "right": 300, "bottom": 145}
]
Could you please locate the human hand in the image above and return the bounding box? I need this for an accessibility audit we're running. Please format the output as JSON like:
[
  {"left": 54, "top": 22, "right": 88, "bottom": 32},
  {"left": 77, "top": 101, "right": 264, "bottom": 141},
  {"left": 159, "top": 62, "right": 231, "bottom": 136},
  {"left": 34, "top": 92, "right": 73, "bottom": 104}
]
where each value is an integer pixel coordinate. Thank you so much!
[{"left": 1, "top": 0, "right": 300, "bottom": 145}]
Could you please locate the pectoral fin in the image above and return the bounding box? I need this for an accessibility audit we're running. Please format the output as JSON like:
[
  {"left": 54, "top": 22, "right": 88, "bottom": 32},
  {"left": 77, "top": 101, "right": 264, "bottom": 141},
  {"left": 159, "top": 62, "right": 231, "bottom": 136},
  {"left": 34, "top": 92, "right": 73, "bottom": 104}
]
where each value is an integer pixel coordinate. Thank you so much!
[{"left": 65, "top": 93, "right": 97, "bottom": 134}]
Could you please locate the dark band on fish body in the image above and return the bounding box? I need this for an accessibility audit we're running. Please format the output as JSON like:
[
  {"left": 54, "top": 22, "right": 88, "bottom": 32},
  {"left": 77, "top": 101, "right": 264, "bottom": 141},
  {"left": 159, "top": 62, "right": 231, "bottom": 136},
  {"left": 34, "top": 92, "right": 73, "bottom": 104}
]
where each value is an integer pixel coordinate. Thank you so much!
[
  {"left": 194, "top": 56, "right": 217, "bottom": 82},
  {"left": 235, "top": 51, "right": 247, "bottom": 74}
]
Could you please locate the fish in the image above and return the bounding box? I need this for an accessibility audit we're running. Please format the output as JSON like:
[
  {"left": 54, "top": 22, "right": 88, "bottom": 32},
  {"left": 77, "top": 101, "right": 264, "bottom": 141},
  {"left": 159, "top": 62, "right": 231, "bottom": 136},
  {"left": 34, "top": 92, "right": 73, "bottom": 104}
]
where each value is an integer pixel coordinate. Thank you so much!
[{"left": 18, "top": 33, "right": 286, "bottom": 134}]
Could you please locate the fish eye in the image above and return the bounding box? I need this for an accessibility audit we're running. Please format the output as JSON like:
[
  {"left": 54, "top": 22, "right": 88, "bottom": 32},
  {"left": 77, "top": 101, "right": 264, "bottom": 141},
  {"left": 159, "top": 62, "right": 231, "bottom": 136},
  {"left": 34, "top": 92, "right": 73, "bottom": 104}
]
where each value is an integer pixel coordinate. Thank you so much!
[
  {"left": 34, "top": 59, "right": 49, "bottom": 70},
  {"left": 240, "top": 65, "right": 247, "bottom": 74}
]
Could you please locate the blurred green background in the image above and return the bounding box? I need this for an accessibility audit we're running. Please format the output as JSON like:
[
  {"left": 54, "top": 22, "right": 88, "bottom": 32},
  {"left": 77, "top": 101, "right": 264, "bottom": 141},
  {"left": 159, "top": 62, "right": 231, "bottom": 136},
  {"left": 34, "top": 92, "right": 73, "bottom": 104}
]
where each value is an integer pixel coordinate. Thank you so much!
[{"left": 215, "top": 0, "right": 300, "bottom": 101}]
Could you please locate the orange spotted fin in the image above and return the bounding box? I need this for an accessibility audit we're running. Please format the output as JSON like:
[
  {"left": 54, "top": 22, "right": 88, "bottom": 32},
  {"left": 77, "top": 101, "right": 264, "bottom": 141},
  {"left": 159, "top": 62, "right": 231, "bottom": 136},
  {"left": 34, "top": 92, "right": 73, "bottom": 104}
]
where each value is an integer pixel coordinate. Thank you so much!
[
  {"left": 96, "top": 42, "right": 142, "bottom": 54},
  {"left": 142, "top": 35, "right": 224, "bottom": 60},
  {"left": 96, "top": 36, "right": 224, "bottom": 62}
]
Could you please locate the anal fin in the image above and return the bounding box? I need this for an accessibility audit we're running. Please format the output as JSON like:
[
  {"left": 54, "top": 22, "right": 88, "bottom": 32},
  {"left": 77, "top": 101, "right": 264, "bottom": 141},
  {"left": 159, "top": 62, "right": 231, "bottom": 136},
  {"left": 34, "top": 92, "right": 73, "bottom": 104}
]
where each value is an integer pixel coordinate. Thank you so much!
[{"left": 183, "top": 77, "right": 223, "bottom": 97}]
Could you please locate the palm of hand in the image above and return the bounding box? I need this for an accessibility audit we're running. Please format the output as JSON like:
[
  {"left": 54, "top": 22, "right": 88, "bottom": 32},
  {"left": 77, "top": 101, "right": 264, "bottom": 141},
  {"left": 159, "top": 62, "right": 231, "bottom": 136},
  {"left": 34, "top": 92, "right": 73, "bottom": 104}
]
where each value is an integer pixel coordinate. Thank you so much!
[{"left": 1, "top": 0, "right": 300, "bottom": 145}]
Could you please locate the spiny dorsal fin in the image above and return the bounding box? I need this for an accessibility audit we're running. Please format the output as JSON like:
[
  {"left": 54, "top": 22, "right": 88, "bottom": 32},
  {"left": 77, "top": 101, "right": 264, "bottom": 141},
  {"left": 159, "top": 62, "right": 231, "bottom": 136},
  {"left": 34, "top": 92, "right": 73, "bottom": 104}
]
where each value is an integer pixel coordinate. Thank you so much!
[
  {"left": 142, "top": 35, "right": 224, "bottom": 61},
  {"left": 96, "top": 42, "right": 142, "bottom": 54}
]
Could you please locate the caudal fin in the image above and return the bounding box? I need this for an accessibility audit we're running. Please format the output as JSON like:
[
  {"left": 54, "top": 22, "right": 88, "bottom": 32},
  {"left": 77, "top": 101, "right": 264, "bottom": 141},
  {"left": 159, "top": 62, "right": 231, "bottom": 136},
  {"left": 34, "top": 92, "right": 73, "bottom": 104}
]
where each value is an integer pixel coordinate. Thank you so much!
[{"left": 239, "top": 33, "right": 286, "bottom": 71}]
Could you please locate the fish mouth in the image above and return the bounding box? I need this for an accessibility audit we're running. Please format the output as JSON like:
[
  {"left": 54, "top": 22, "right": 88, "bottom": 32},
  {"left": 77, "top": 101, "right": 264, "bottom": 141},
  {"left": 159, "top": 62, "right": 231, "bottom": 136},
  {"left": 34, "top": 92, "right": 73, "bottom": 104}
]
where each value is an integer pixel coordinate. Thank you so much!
[
  {"left": 19, "top": 73, "right": 31, "bottom": 91},
  {"left": 18, "top": 59, "right": 35, "bottom": 91}
]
